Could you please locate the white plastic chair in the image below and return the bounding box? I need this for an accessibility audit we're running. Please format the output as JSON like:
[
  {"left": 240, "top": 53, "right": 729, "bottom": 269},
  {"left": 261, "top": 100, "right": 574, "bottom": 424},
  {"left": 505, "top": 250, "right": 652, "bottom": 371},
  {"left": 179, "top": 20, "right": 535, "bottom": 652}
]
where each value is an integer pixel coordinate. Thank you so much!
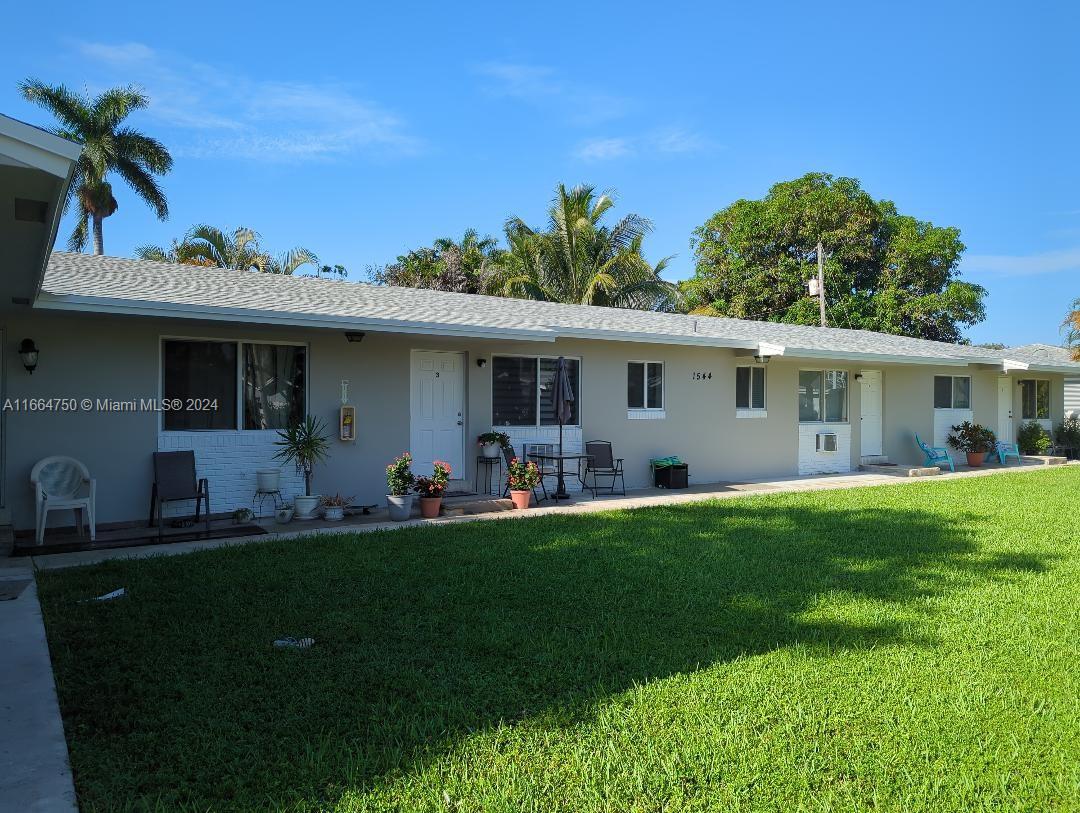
[{"left": 30, "top": 456, "right": 96, "bottom": 545}]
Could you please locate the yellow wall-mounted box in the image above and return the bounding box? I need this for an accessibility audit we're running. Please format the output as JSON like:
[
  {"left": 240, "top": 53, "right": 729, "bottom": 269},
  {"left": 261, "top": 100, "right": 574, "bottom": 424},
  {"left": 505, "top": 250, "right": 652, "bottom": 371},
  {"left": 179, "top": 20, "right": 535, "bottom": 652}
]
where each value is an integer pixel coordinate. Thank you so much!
[{"left": 340, "top": 405, "right": 356, "bottom": 441}]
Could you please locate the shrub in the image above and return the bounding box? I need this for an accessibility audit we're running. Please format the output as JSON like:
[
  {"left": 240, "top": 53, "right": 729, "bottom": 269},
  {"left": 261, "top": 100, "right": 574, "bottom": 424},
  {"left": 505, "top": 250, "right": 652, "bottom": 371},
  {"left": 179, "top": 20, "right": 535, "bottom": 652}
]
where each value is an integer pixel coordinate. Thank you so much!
[
  {"left": 506, "top": 458, "right": 541, "bottom": 491},
  {"left": 386, "top": 452, "right": 415, "bottom": 496},
  {"left": 1054, "top": 416, "right": 1080, "bottom": 448},
  {"left": 946, "top": 421, "right": 996, "bottom": 454},
  {"left": 1017, "top": 421, "right": 1051, "bottom": 455}
]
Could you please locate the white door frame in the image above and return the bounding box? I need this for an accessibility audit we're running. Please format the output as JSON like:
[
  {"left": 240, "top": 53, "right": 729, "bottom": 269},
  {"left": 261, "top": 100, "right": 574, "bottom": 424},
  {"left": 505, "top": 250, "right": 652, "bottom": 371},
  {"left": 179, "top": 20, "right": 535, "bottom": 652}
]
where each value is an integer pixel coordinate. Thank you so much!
[
  {"left": 997, "top": 375, "right": 1014, "bottom": 444},
  {"left": 409, "top": 349, "right": 466, "bottom": 481},
  {"left": 858, "top": 369, "right": 883, "bottom": 458}
]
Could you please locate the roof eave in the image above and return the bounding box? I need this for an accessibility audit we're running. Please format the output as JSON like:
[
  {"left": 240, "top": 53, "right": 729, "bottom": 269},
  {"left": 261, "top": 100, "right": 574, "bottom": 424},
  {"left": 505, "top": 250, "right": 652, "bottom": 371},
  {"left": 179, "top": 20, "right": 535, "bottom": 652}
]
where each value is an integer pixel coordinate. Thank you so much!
[{"left": 33, "top": 293, "right": 559, "bottom": 342}]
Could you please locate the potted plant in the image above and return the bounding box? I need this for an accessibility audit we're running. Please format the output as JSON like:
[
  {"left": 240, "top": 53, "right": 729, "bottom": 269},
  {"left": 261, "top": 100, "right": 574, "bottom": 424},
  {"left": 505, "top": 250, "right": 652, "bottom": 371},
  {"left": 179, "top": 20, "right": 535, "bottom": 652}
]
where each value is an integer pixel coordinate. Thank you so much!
[
  {"left": 414, "top": 460, "right": 452, "bottom": 518},
  {"left": 478, "top": 430, "right": 511, "bottom": 459},
  {"left": 274, "top": 506, "right": 294, "bottom": 524},
  {"left": 506, "top": 457, "right": 540, "bottom": 509},
  {"left": 274, "top": 416, "right": 330, "bottom": 520},
  {"left": 385, "top": 452, "right": 415, "bottom": 521},
  {"left": 321, "top": 493, "right": 352, "bottom": 522},
  {"left": 1018, "top": 420, "right": 1052, "bottom": 455},
  {"left": 946, "top": 421, "right": 997, "bottom": 466}
]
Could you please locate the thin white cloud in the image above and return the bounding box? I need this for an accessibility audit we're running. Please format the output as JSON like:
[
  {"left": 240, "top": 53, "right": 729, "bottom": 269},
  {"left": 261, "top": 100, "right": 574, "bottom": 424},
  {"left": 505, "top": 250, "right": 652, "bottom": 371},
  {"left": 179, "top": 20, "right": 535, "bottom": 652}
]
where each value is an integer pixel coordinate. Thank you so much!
[
  {"left": 574, "top": 137, "right": 633, "bottom": 161},
  {"left": 475, "top": 61, "right": 629, "bottom": 125},
  {"left": 573, "top": 127, "right": 714, "bottom": 162},
  {"left": 73, "top": 41, "right": 421, "bottom": 161},
  {"left": 963, "top": 247, "right": 1080, "bottom": 276}
]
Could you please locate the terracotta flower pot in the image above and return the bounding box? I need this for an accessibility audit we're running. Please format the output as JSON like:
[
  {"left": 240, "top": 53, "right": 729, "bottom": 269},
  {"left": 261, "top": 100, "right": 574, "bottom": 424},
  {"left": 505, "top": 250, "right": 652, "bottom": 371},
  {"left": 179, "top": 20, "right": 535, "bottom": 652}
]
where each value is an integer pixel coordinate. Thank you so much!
[
  {"left": 510, "top": 489, "right": 532, "bottom": 509},
  {"left": 966, "top": 452, "right": 986, "bottom": 467},
  {"left": 419, "top": 496, "right": 442, "bottom": 518}
]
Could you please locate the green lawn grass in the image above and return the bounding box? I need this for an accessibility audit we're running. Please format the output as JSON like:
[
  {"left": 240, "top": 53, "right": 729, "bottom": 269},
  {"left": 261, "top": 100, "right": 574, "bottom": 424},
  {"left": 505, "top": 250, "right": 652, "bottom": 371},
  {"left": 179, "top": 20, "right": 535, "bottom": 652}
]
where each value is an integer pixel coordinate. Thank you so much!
[{"left": 37, "top": 468, "right": 1080, "bottom": 812}]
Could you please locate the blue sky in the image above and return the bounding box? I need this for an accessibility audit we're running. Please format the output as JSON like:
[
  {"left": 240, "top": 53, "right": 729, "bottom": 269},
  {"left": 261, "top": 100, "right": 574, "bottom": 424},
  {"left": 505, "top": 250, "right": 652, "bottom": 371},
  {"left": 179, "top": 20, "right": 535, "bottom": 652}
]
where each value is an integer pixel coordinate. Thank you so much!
[{"left": 4, "top": 1, "right": 1079, "bottom": 346}]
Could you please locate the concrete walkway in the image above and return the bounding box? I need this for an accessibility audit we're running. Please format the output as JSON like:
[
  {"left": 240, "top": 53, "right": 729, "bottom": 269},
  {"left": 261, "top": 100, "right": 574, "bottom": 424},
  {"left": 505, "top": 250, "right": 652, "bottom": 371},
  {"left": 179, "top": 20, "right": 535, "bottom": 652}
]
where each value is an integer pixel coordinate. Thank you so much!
[
  {"left": 28, "top": 459, "right": 1074, "bottom": 573},
  {"left": 0, "top": 568, "right": 78, "bottom": 812},
  {"left": 0, "top": 458, "right": 1071, "bottom": 812}
]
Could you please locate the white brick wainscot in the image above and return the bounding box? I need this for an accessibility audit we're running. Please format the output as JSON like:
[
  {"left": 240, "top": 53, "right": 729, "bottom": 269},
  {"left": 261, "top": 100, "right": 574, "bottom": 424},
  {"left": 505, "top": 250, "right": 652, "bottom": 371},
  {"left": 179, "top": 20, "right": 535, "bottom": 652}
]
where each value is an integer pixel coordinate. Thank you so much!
[
  {"left": 798, "top": 423, "right": 852, "bottom": 476},
  {"left": 498, "top": 425, "right": 584, "bottom": 492},
  {"left": 158, "top": 430, "right": 305, "bottom": 517}
]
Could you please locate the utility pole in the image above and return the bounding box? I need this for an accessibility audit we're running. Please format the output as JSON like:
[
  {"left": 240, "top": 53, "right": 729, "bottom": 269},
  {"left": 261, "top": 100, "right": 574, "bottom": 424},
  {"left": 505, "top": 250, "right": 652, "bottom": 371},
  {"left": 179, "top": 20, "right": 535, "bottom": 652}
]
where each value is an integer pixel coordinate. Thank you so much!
[{"left": 816, "top": 239, "right": 827, "bottom": 327}]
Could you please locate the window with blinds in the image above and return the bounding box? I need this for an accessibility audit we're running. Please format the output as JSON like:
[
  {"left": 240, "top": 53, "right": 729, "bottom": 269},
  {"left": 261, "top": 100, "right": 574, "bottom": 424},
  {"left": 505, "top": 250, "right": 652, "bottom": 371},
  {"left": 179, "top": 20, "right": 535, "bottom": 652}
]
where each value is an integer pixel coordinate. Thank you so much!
[{"left": 492, "top": 356, "right": 580, "bottom": 426}]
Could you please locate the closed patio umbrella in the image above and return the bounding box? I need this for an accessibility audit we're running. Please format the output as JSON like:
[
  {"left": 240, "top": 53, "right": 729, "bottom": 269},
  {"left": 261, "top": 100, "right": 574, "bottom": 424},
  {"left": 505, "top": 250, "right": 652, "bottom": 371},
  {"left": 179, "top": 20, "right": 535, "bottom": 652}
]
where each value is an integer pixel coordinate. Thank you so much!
[
  {"left": 551, "top": 356, "right": 575, "bottom": 499},
  {"left": 552, "top": 356, "right": 575, "bottom": 455}
]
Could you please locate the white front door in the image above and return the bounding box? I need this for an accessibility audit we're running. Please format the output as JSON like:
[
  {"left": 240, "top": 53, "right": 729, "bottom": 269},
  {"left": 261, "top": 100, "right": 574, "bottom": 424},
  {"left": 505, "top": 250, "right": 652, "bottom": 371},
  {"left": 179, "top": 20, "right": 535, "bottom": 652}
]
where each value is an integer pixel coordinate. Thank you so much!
[
  {"left": 859, "top": 370, "right": 883, "bottom": 457},
  {"left": 997, "top": 376, "right": 1014, "bottom": 444},
  {"left": 410, "top": 350, "right": 464, "bottom": 480}
]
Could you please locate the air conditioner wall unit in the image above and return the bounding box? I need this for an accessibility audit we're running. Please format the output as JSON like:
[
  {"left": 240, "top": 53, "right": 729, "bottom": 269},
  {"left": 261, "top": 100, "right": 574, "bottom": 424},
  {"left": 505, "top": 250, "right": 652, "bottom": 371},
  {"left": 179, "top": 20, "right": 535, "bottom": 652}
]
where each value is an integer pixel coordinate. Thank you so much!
[{"left": 816, "top": 432, "right": 838, "bottom": 453}]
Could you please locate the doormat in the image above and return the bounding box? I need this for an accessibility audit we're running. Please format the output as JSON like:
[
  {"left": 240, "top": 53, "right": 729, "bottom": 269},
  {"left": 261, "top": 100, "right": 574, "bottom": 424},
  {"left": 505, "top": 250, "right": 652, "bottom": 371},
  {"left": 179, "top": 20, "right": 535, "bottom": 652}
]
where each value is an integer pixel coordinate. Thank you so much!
[
  {"left": 0, "top": 579, "right": 32, "bottom": 601},
  {"left": 13, "top": 524, "right": 268, "bottom": 557}
]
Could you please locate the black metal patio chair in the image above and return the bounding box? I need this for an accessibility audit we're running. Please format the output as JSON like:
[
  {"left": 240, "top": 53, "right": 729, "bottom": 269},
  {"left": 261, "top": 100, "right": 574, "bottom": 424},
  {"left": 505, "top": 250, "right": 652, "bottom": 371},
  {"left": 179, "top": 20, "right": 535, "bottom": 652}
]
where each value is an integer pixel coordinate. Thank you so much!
[
  {"left": 583, "top": 440, "right": 626, "bottom": 497},
  {"left": 148, "top": 451, "right": 210, "bottom": 539}
]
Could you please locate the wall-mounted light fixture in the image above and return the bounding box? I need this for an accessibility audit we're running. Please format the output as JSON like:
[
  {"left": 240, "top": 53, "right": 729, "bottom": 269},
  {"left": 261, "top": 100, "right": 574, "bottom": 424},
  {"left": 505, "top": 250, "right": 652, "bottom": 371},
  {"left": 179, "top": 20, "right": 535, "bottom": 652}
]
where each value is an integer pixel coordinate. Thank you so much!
[
  {"left": 752, "top": 354, "right": 770, "bottom": 365},
  {"left": 476, "top": 358, "right": 488, "bottom": 368},
  {"left": 18, "top": 338, "right": 38, "bottom": 374},
  {"left": 344, "top": 332, "right": 366, "bottom": 343},
  {"left": 854, "top": 373, "right": 864, "bottom": 381}
]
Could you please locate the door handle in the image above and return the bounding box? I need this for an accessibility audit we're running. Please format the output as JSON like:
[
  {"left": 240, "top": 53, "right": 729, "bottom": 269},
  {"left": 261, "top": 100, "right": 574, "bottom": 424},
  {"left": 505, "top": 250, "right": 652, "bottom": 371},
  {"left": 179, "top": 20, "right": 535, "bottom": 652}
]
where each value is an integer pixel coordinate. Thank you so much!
[{"left": 457, "top": 420, "right": 463, "bottom": 426}]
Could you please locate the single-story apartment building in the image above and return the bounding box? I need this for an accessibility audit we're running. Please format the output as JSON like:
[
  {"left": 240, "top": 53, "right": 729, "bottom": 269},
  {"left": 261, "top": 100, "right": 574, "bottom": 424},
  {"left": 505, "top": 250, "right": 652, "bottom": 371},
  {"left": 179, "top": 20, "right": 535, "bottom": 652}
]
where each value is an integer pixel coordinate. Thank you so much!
[{"left": 3, "top": 113, "right": 1079, "bottom": 532}]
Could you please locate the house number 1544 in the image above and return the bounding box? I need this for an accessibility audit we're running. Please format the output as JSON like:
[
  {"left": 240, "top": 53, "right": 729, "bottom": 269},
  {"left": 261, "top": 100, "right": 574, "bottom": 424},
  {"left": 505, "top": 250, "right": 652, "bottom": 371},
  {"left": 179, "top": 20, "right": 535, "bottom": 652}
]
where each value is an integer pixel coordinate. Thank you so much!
[{"left": 692, "top": 371, "right": 712, "bottom": 380}]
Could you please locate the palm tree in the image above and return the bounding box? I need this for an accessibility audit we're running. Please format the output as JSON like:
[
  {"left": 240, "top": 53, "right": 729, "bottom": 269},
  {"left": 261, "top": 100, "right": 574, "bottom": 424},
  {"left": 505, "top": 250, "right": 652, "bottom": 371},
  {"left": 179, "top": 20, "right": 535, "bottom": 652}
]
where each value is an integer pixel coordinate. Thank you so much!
[
  {"left": 20, "top": 79, "right": 172, "bottom": 255},
  {"left": 136, "top": 225, "right": 319, "bottom": 275},
  {"left": 504, "top": 184, "right": 681, "bottom": 311}
]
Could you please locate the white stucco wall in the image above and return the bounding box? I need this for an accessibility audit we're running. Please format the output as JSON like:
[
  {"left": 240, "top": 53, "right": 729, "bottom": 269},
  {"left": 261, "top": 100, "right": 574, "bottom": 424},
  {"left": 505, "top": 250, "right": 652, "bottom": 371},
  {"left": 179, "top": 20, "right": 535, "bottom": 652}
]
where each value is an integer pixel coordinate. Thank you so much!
[{"left": 0, "top": 308, "right": 1067, "bottom": 530}]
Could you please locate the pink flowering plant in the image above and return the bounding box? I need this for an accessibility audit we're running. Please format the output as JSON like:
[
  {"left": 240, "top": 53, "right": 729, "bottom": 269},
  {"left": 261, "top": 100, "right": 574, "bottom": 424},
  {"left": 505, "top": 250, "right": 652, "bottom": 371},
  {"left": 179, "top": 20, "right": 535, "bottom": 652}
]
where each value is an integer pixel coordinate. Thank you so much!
[
  {"left": 415, "top": 460, "right": 452, "bottom": 498},
  {"left": 385, "top": 452, "right": 415, "bottom": 496},
  {"left": 506, "top": 457, "right": 541, "bottom": 491}
]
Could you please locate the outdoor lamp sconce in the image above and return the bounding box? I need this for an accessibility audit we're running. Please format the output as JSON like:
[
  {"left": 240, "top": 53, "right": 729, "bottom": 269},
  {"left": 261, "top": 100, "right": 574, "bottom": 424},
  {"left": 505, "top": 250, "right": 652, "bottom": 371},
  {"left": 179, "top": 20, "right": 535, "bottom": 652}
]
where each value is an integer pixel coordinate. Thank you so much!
[
  {"left": 752, "top": 354, "right": 770, "bottom": 365},
  {"left": 854, "top": 373, "right": 864, "bottom": 381},
  {"left": 344, "top": 332, "right": 365, "bottom": 343},
  {"left": 476, "top": 358, "right": 487, "bottom": 368},
  {"left": 18, "top": 338, "right": 38, "bottom": 374}
]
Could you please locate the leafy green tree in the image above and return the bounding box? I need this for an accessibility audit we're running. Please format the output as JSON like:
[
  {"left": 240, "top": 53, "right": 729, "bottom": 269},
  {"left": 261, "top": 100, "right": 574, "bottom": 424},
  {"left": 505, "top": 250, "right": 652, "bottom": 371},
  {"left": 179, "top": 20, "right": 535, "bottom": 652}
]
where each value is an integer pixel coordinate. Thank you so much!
[
  {"left": 136, "top": 225, "right": 320, "bottom": 275},
  {"left": 684, "top": 173, "right": 984, "bottom": 342},
  {"left": 370, "top": 229, "right": 504, "bottom": 294},
  {"left": 1064, "top": 299, "right": 1080, "bottom": 360},
  {"left": 20, "top": 79, "right": 172, "bottom": 255}
]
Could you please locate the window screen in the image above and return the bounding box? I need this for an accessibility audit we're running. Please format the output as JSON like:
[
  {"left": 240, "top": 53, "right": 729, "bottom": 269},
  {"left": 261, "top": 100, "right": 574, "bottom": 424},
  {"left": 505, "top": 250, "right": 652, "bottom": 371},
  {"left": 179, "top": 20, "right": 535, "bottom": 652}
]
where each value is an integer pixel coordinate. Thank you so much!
[
  {"left": 539, "top": 357, "right": 580, "bottom": 425},
  {"left": 737, "top": 367, "right": 766, "bottom": 410},
  {"left": 493, "top": 356, "right": 538, "bottom": 426},
  {"left": 162, "top": 340, "right": 238, "bottom": 430},
  {"left": 799, "top": 370, "right": 822, "bottom": 422}
]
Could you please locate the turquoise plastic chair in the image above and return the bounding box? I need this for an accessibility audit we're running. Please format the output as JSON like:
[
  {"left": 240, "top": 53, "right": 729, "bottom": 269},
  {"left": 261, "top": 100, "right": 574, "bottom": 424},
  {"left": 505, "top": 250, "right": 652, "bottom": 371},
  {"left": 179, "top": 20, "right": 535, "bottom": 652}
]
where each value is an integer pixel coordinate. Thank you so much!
[
  {"left": 915, "top": 433, "right": 955, "bottom": 472},
  {"left": 995, "top": 441, "right": 1021, "bottom": 465}
]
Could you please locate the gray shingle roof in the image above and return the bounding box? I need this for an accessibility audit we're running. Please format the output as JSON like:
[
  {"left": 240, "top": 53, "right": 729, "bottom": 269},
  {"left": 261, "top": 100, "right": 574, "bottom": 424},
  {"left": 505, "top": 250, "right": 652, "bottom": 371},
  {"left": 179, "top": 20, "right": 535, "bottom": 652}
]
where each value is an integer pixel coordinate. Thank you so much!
[{"left": 37, "top": 252, "right": 1080, "bottom": 370}]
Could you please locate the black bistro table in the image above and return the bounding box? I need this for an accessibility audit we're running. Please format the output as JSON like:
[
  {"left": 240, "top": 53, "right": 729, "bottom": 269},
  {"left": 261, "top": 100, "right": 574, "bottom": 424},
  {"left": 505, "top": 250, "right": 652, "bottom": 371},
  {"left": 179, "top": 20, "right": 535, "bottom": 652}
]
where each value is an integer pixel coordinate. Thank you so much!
[{"left": 533, "top": 452, "right": 593, "bottom": 502}]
